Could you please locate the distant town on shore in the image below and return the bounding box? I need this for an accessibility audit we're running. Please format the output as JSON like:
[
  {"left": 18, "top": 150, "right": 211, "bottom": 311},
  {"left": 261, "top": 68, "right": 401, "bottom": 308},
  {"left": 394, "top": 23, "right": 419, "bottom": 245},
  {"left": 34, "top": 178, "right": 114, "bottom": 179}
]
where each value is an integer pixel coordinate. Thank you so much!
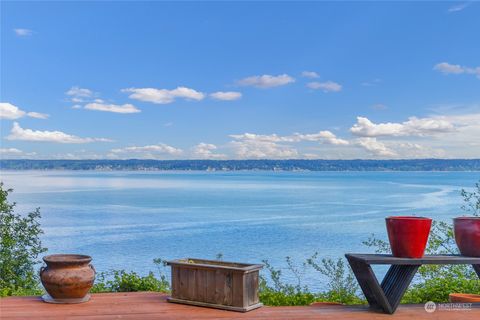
[{"left": 1, "top": 159, "right": 480, "bottom": 171}]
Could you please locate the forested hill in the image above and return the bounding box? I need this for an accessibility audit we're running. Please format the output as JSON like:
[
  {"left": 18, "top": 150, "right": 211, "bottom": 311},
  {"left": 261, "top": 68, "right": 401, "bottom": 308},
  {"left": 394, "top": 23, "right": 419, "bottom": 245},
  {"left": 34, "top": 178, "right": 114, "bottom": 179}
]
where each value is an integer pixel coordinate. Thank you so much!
[{"left": 1, "top": 159, "right": 480, "bottom": 171}]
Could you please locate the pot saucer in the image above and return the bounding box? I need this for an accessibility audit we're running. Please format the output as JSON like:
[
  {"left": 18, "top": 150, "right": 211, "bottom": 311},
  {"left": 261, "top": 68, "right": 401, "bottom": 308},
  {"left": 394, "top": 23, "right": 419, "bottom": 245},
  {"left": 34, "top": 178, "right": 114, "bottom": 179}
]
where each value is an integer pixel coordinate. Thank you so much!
[{"left": 41, "top": 294, "right": 91, "bottom": 304}]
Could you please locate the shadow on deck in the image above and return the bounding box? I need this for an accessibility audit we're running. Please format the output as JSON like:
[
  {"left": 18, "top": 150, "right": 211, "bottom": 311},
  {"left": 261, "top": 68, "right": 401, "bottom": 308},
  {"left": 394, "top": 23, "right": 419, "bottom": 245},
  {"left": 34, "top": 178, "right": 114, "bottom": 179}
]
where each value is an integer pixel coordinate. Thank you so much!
[{"left": 1, "top": 292, "right": 479, "bottom": 319}]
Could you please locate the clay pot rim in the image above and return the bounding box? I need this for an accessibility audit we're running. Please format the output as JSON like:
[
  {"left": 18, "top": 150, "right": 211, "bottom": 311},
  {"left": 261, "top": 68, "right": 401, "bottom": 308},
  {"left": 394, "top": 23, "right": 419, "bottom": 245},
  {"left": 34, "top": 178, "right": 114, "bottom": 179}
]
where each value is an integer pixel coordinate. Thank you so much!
[
  {"left": 43, "top": 254, "right": 92, "bottom": 265},
  {"left": 386, "top": 216, "right": 432, "bottom": 221},
  {"left": 454, "top": 216, "right": 480, "bottom": 220}
]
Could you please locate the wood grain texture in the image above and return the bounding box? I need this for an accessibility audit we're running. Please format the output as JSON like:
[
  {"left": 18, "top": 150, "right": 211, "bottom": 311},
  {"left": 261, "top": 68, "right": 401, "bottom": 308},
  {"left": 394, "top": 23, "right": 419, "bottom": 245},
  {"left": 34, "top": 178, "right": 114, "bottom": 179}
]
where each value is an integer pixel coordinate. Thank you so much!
[
  {"left": 169, "top": 260, "right": 261, "bottom": 311},
  {"left": 2, "top": 292, "right": 479, "bottom": 319}
]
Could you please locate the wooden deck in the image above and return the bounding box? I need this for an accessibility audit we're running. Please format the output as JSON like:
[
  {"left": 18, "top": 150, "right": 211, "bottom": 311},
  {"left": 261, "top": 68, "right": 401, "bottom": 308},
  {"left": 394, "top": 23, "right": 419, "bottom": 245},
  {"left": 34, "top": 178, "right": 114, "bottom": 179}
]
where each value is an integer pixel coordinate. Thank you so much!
[{"left": 1, "top": 292, "right": 479, "bottom": 319}]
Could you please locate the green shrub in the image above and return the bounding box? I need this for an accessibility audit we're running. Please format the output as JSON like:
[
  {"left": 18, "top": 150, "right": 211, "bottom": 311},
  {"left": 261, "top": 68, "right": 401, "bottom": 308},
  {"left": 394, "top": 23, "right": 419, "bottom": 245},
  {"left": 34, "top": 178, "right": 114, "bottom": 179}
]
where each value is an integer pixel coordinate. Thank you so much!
[
  {"left": 91, "top": 259, "right": 170, "bottom": 293},
  {"left": 0, "top": 183, "right": 47, "bottom": 297},
  {"left": 259, "top": 256, "right": 364, "bottom": 306}
]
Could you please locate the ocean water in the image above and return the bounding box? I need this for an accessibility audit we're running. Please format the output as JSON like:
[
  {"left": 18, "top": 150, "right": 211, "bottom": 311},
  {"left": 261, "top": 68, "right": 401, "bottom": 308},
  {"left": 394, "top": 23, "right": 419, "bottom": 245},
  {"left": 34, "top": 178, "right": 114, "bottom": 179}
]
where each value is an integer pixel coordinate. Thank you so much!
[{"left": 1, "top": 170, "right": 478, "bottom": 290}]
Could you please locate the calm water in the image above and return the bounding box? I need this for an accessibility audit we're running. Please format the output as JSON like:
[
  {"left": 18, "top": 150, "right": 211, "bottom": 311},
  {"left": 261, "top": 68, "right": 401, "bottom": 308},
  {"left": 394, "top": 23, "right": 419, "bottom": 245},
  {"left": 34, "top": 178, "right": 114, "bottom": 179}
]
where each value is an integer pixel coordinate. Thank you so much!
[{"left": 1, "top": 170, "right": 478, "bottom": 290}]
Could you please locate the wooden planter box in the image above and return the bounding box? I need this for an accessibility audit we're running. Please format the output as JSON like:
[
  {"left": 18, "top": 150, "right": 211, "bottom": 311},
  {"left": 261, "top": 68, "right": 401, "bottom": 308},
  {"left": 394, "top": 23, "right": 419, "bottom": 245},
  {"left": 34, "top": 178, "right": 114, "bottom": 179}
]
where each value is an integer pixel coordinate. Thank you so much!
[{"left": 167, "top": 258, "right": 263, "bottom": 312}]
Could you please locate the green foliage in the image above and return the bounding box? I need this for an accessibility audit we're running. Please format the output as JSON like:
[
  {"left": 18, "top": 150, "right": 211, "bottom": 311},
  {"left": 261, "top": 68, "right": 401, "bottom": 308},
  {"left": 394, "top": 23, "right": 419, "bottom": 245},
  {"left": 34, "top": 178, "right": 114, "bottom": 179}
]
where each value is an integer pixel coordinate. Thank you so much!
[
  {"left": 91, "top": 259, "right": 170, "bottom": 293},
  {"left": 363, "top": 180, "right": 480, "bottom": 303},
  {"left": 258, "top": 255, "right": 364, "bottom": 306},
  {"left": 306, "top": 253, "right": 364, "bottom": 304},
  {"left": 259, "top": 259, "right": 316, "bottom": 306},
  {"left": 0, "top": 183, "right": 47, "bottom": 297}
]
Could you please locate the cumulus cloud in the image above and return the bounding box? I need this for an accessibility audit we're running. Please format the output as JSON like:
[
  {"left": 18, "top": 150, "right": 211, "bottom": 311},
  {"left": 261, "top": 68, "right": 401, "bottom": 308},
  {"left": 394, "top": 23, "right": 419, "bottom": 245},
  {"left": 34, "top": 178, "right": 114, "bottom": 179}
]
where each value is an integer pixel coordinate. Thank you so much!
[
  {"left": 230, "top": 139, "right": 299, "bottom": 159},
  {"left": 84, "top": 102, "right": 141, "bottom": 114},
  {"left": 6, "top": 122, "right": 112, "bottom": 144},
  {"left": 292, "top": 131, "right": 349, "bottom": 145},
  {"left": 307, "top": 81, "right": 342, "bottom": 92},
  {"left": 301, "top": 71, "right": 319, "bottom": 78},
  {"left": 228, "top": 130, "right": 350, "bottom": 159},
  {"left": 237, "top": 74, "right": 295, "bottom": 88},
  {"left": 355, "top": 137, "right": 397, "bottom": 157},
  {"left": 109, "top": 144, "right": 183, "bottom": 159},
  {"left": 230, "top": 131, "right": 349, "bottom": 145},
  {"left": 192, "top": 143, "right": 226, "bottom": 159},
  {"left": 434, "top": 62, "right": 480, "bottom": 78},
  {"left": 350, "top": 116, "right": 455, "bottom": 137},
  {"left": 14, "top": 28, "right": 33, "bottom": 36},
  {"left": 210, "top": 91, "right": 242, "bottom": 101},
  {"left": 0, "top": 102, "right": 49, "bottom": 120},
  {"left": 122, "top": 87, "right": 205, "bottom": 104}
]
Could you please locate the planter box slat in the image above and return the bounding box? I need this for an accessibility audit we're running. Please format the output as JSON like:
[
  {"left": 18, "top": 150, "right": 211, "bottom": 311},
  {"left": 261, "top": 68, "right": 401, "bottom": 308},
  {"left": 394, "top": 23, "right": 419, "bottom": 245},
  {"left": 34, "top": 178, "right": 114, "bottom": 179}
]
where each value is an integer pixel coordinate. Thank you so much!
[{"left": 167, "top": 258, "right": 263, "bottom": 312}]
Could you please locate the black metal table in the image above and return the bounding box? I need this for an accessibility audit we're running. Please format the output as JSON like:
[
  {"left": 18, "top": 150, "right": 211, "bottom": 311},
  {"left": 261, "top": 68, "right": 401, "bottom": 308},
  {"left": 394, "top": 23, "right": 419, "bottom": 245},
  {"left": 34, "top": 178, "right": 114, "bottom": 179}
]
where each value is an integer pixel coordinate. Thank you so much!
[{"left": 345, "top": 254, "right": 480, "bottom": 314}]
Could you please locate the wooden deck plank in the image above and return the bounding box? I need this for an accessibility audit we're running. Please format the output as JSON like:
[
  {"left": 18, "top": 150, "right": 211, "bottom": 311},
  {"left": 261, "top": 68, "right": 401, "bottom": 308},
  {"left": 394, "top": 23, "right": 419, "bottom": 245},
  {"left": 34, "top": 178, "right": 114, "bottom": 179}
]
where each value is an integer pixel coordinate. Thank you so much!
[{"left": 1, "top": 292, "right": 479, "bottom": 319}]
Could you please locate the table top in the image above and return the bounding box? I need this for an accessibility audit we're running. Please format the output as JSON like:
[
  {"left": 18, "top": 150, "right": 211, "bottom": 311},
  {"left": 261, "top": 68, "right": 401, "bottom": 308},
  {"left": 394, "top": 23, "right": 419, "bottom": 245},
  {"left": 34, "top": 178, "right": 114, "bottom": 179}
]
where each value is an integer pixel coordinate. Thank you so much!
[{"left": 345, "top": 253, "right": 480, "bottom": 265}]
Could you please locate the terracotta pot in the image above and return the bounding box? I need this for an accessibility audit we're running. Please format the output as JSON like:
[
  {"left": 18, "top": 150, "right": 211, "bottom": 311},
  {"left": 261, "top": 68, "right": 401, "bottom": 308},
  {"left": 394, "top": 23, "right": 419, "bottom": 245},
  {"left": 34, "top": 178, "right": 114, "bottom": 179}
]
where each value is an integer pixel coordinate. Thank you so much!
[
  {"left": 454, "top": 217, "right": 480, "bottom": 257},
  {"left": 386, "top": 216, "right": 432, "bottom": 258},
  {"left": 40, "top": 254, "right": 95, "bottom": 300},
  {"left": 449, "top": 293, "right": 480, "bottom": 303}
]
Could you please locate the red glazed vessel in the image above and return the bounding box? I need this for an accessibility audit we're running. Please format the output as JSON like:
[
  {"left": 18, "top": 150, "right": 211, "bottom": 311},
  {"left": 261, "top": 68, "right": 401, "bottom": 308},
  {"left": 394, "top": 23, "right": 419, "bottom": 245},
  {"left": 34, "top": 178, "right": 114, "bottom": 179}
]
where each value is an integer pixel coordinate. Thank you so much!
[
  {"left": 454, "top": 217, "right": 480, "bottom": 257},
  {"left": 386, "top": 216, "right": 432, "bottom": 258}
]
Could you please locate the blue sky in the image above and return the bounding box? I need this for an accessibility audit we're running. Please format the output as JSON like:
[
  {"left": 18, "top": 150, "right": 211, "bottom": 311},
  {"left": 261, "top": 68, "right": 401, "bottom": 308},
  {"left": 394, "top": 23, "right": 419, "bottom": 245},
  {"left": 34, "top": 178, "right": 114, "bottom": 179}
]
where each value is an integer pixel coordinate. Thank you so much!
[{"left": 1, "top": 1, "right": 479, "bottom": 159}]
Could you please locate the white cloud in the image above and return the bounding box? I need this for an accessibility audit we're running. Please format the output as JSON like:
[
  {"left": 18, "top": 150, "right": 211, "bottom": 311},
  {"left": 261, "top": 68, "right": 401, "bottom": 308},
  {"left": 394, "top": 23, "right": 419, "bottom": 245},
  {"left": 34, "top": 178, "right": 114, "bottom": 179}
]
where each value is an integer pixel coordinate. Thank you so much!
[
  {"left": 66, "top": 86, "right": 94, "bottom": 98},
  {"left": 229, "top": 133, "right": 290, "bottom": 143},
  {"left": 448, "top": 2, "right": 470, "bottom": 12},
  {"left": 109, "top": 144, "right": 183, "bottom": 159},
  {"left": 301, "top": 71, "right": 319, "bottom": 78},
  {"left": 307, "top": 81, "right": 342, "bottom": 92},
  {"left": 6, "top": 122, "right": 112, "bottom": 144},
  {"left": 0, "top": 103, "right": 26, "bottom": 119},
  {"left": 14, "top": 28, "right": 32, "bottom": 36},
  {"left": 0, "top": 148, "right": 23, "bottom": 154},
  {"left": 237, "top": 74, "right": 295, "bottom": 88},
  {"left": 0, "top": 148, "right": 37, "bottom": 159},
  {"left": 228, "top": 130, "right": 349, "bottom": 159},
  {"left": 84, "top": 102, "right": 141, "bottom": 114},
  {"left": 350, "top": 116, "right": 455, "bottom": 137},
  {"left": 210, "top": 91, "right": 242, "bottom": 101},
  {"left": 26, "top": 112, "right": 49, "bottom": 119},
  {"left": 230, "top": 139, "right": 299, "bottom": 159},
  {"left": 72, "top": 105, "right": 82, "bottom": 109},
  {"left": 123, "top": 87, "right": 205, "bottom": 104},
  {"left": 0, "top": 102, "right": 48, "bottom": 120},
  {"left": 230, "top": 131, "right": 349, "bottom": 145},
  {"left": 292, "top": 131, "right": 349, "bottom": 145},
  {"left": 192, "top": 143, "right": 226, "bottom": 159},
  {"left": 355, "top": 137, "right": 397, "bottom": 157},
  {"left": 434, "top": 62, "right": 480, "bottom": 78}
]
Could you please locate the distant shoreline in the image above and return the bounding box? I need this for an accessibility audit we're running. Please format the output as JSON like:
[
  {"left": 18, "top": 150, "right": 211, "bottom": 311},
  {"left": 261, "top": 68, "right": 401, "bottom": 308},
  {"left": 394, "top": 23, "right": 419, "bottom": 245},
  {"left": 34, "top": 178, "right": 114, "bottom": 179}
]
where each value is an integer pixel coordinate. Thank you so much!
[{"left": 1, "top": 159, "right": 480, "bottom": 172}]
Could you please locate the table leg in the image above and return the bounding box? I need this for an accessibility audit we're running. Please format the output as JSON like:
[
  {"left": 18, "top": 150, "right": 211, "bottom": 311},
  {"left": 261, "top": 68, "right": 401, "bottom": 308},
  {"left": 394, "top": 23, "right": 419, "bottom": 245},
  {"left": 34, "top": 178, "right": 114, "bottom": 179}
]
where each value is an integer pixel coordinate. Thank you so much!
[
  {"left": 380, "top": 264, "right": 419, "bottom": 313},
  {"left": 346, "top": 256, "right": 419, "bottom": 315},
  {"left": 346, "top": 256, "right": 393, "bottom": 314},
  {"left": 473, "top": 264, "right": 480, "bottom": 278}
]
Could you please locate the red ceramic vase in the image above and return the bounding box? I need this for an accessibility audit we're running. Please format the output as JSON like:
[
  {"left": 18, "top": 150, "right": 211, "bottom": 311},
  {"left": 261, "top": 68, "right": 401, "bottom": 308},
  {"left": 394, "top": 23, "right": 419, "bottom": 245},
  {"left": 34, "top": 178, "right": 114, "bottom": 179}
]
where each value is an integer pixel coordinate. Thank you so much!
[
  {"left": 454, "top": 217, "right": 480, "bottom": 257},
  {"left": 386, "top": 216, "right": 432, "bottom": 258}
]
